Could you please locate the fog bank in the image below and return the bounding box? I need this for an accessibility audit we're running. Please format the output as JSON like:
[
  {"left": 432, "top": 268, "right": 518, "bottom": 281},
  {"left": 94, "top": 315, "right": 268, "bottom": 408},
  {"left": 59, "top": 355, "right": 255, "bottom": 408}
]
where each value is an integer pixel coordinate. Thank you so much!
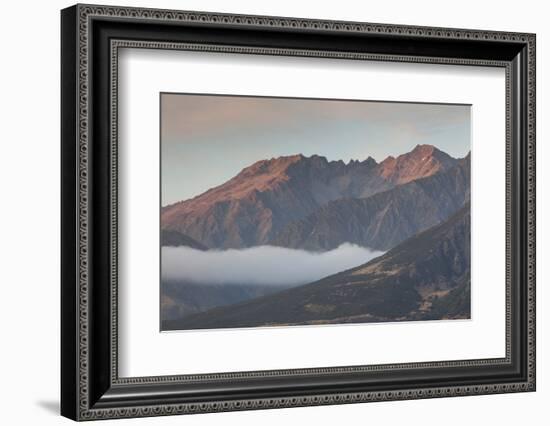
[{"left": 162, "top": 244, "right": 384, "bottom": 286}]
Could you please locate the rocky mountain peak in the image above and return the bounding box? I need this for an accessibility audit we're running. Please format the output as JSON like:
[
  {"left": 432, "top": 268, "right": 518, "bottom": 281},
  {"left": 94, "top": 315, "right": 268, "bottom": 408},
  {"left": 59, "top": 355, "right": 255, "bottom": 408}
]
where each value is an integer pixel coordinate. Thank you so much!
[
  {"left": 161, "top": 146, "right": 461, "bottom": 250},
  {"left": 241, "top": 154, "right": 303, "bottom": 176},
  {"left": 378, "top": 144, "right": 456, "bottom": 184},
  {"left": 362, "top": 156, "right": 378, "bottom": 167},
  {"left": 411, "top": 143, "right": 437, "bottom": 155}
]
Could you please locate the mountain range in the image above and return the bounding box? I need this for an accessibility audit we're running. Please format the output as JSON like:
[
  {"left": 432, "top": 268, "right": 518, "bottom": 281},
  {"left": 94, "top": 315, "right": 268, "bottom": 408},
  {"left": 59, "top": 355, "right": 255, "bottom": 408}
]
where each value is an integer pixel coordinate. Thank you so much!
[
  {"left": 273, "top": 154, "right": 469, "bottom": 251},
  {"left": 162, "top": 203, "right": 471, "bottom": 330},
  {"left": 161, "top": 144, "right": 463, "bottom": 250},
  {"left": 160, "top": 144, "right": 471, "bottom": 329}
]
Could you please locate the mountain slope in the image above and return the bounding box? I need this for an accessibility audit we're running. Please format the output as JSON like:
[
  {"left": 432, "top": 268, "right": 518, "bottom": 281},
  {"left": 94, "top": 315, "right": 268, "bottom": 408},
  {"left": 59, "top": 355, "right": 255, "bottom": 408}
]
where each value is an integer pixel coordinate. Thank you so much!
[
  {"left": 160, "top": 229, "right": 208, "bottom": 250},
  {"left": 377, "top": 143, "right": 457, "bottom": 185},
  {"left": 272, "top": 155, "right": 470, "bottom": 251},
  {"left": 162, "top": 203, "right": 471, "bottom": 330},
  {"left": 161, "top": 145, "right": 458, "bottom": 249},
  {"left": 161, "top": 280, "right": 292, "bottom": 321}
]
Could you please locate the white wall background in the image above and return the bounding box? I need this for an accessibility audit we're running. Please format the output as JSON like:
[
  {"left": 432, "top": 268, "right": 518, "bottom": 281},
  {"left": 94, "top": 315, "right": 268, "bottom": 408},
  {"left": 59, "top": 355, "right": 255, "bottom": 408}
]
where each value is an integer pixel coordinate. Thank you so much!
[{"left": 0, "top": 0, "right": 546, "bottom": 424}]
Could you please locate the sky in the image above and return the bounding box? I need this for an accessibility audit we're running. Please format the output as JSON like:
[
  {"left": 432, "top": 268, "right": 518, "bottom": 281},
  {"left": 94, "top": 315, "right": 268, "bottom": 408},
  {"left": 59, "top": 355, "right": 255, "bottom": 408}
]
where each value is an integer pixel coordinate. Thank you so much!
[{"left": 161, "top": 93, "right": 471, "bottom": 205}]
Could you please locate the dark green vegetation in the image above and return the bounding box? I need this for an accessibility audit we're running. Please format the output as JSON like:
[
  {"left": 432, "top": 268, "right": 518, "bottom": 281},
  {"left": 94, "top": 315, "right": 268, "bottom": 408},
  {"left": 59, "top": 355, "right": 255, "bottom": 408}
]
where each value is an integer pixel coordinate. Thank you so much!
[{"left": 162, "top": 203, "right": 470, "bottom": 330}]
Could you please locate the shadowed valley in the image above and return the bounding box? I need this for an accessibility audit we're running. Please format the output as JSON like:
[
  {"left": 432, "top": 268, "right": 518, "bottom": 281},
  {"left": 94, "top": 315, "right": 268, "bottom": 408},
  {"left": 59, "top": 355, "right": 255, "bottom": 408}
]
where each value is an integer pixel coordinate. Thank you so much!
[{"left": 163, "top": 203, "right": 471, "bottom": 330}]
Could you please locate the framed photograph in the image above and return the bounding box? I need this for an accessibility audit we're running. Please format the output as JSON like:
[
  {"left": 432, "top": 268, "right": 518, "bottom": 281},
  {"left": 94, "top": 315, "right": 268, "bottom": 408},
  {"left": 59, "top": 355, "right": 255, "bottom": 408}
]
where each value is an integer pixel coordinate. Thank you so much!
[{"left": 61, "top": 4, "right": 536, "bottom": 421}]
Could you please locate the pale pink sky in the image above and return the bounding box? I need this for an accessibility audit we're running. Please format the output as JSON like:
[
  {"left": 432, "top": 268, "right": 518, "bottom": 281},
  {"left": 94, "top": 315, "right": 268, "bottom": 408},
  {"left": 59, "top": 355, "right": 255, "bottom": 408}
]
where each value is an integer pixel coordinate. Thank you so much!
[{"left": 161, "top": 93, "right": 470, "bottom": 204}]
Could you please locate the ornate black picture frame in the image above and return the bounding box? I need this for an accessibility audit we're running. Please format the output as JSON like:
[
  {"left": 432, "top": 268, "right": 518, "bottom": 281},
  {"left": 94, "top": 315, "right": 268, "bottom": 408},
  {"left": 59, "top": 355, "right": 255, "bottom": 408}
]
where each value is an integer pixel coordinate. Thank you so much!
[{"left": 61, "top": 4, "right": 536, "bottom": 421}]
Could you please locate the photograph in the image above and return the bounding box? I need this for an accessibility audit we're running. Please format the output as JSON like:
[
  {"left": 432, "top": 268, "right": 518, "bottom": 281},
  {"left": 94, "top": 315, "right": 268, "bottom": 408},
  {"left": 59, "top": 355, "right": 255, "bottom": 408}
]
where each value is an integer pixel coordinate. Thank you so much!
[
  {"left": 159, "top": 94, "right": 472, "bottom": 331},
  {"left": 58, "top": 3, "right": 536, "bottom": 420}
]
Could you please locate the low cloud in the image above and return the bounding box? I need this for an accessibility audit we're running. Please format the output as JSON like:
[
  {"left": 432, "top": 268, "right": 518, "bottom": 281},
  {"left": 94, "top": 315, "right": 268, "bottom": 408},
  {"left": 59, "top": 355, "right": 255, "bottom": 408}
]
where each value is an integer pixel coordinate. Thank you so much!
[{"left": 162, "top": 244, "right": 384, "bottom": 286}]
